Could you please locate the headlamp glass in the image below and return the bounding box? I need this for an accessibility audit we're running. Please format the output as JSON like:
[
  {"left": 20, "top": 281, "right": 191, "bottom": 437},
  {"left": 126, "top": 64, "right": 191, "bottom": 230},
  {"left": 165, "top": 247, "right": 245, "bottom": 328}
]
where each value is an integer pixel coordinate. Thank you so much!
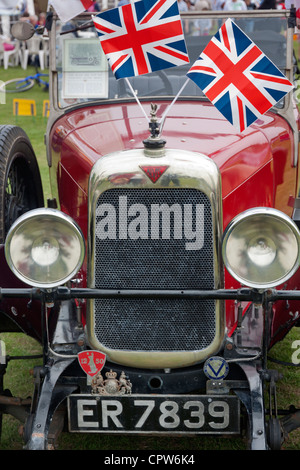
[
  {"left": 222, "top": 208, "right": 300, "bottom": 288},
  {"left": 5, "top": 208, "right": 85, "bottom": 288}
]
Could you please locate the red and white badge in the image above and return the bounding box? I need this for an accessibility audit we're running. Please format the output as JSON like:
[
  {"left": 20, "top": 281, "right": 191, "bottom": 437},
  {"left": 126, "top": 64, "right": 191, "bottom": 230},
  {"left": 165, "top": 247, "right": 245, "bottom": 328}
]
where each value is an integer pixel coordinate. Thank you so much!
[{"left": 78, "top": 350, "right": 106, "bottom": 377}]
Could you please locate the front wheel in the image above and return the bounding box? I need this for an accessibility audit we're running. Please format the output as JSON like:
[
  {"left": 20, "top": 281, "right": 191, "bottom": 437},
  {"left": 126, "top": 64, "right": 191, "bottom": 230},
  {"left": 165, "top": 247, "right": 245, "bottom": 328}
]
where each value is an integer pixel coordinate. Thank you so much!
[
  {"left": 0, "top": 77, "right": 35, "bottom": 93},
  {"left": 0, "top": 125, "right": 44, "bottom": 243}
]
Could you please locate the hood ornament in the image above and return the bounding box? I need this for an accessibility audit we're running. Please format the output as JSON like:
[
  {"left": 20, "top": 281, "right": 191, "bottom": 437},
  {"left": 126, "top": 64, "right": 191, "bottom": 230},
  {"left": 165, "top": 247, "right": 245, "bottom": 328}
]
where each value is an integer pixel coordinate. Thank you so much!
[
  {"left": 143, "top": 103, "right": 166, "bottom": 152},
  {"left": 149, "top": 103, "right": 160, "bottom": 138}
]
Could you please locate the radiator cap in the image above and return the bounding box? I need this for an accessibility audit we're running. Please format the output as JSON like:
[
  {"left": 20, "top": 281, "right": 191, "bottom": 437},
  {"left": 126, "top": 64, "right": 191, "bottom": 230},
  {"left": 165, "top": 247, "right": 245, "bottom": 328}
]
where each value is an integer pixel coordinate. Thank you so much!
[{"left": 143, "top": 136, "right": 166, "bottom": 150}]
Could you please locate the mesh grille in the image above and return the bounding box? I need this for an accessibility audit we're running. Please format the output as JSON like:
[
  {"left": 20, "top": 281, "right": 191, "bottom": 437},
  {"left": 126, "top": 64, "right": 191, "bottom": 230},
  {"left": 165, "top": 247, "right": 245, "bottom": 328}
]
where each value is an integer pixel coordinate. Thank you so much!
[{"left": 93, "top": 188, "right": 216, "bottom": 352}]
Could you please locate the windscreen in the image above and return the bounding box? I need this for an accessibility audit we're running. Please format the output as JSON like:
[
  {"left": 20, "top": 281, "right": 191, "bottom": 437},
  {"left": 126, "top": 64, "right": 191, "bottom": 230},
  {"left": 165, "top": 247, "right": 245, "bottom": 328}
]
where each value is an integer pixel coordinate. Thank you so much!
[{"left": 55, "top": 12, "right": 289, "bottom": 109}]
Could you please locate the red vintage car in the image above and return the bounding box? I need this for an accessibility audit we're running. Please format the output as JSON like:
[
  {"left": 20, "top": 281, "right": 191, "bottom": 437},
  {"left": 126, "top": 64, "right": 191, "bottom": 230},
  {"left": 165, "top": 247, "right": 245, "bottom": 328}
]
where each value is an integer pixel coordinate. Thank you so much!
[{"left": 0, "top": 3, "right": 299, "bottom": 450}]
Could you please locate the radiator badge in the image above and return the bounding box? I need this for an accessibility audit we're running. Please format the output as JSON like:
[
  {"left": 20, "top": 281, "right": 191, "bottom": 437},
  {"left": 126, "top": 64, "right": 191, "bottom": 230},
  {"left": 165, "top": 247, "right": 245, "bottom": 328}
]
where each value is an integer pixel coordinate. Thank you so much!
[
  {"left": 203, "top": 356, "right": 229, "bottom": 380},
  {"left": 140, "top": 165, "right": 169, "bottom": 183},
  {"left": 91, "top": 369, "right": 132, "bottom": 396},
  {"left": 78, "top": 350, "right": 106, "bottom": 377}
]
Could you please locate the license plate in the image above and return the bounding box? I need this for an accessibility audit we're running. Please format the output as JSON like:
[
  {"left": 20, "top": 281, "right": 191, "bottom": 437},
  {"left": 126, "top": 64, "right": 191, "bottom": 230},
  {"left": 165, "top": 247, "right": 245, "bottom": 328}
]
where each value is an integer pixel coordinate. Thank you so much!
[{"left": 67, "top": 394, "right": 240, "bottom": 434}]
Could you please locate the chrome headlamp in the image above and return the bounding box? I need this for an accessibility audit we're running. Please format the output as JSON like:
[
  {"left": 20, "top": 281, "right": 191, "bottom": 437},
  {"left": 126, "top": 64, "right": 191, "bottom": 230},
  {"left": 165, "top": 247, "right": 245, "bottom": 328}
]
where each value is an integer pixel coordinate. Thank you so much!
[
  {"left": 222, "top": 207, "right": 300, "bottom": 288},
  {"left": 5, "top": 208, "right": 85, "bottom": 288}
]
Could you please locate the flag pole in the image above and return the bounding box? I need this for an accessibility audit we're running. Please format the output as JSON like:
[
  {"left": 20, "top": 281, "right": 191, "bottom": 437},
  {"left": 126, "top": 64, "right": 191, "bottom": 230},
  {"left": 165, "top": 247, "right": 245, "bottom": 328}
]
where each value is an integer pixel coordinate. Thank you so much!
[
  {"left": 159, "top": 78, "right": 189, "bottom": 132},
  {"left": 125, "top": 78, "right": 150, "bottom": 124}
]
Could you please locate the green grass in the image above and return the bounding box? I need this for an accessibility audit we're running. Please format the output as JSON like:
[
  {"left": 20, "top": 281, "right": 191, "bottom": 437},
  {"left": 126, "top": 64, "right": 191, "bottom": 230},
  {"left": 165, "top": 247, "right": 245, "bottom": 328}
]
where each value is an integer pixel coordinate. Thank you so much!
[
  {"left": 0, "top": 65, "right": 51, "bottom": 200},
  {"left": 0, "top": 66, "right": 299, "bottom": 450}
]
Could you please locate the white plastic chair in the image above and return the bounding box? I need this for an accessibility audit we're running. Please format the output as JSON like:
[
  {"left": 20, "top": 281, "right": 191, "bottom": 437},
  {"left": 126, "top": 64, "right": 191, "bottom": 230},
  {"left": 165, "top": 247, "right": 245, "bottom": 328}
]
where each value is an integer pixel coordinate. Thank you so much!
[
  {"left": 21, "top": 36, "right": 44, "bottom": 70},
  {"left": 40, "top": 37, "right": 49, "bottom": 70},
  {"left": 4, "top": 41, "right": 21, "bottom": 69}
]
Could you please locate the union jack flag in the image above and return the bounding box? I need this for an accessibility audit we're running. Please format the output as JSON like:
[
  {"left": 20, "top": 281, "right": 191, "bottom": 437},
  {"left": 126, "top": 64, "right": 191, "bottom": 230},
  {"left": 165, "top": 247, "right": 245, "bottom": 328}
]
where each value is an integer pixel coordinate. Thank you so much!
[
  {"left": 187, "top": 19, "right": 294, "bottom": 132},
  {"left": 50, "top": 0, "right": 93, "bottom": 23},
  {"left": 92, "top": 0, "right": 189, "bottom": 79}
]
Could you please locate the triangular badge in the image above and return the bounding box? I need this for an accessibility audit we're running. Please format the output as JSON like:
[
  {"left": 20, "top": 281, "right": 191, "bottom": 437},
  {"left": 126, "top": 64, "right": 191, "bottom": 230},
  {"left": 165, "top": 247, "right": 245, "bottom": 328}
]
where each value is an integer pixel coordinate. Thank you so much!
[{"left": 140, "top": 165, "right": 169, "bottom": 183}]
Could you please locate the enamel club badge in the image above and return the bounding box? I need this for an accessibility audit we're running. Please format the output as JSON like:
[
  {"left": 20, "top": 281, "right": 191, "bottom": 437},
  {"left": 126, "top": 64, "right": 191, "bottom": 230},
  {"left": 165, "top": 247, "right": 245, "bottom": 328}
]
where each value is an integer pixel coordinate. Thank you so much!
[{"left": 78, "top": 350, "right": 106, "bottom": 377}]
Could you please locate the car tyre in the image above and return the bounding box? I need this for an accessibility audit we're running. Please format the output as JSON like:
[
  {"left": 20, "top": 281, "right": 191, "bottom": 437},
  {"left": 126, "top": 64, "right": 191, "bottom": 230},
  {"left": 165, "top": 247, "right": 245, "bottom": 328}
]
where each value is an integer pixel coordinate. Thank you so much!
[{"left": 0, "top": 125, "right": 44, "bottom": 243}]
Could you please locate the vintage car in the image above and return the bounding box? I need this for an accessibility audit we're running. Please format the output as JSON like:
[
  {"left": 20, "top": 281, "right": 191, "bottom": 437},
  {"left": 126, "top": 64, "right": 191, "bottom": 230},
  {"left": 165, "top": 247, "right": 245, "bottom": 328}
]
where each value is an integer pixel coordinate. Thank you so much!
[{"left": 0, "top": 4, "right": 299, "bottom": 450}]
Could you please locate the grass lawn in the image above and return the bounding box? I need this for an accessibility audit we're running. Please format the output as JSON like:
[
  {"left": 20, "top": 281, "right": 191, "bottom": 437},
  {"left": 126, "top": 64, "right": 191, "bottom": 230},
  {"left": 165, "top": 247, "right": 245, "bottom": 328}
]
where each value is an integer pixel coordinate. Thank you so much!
[
  {"left": 0, "top": 65, "right": 299, "bottom": 451},
  {"left": 0, "top": 65, "right": 51, "bottom": 200}
]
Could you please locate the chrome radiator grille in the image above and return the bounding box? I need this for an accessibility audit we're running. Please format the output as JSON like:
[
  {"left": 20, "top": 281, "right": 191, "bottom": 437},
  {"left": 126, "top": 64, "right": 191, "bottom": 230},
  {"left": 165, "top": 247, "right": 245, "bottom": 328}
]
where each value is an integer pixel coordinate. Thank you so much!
[{"left": 93, "top": 188, "right": 216, "bottom": 352}]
